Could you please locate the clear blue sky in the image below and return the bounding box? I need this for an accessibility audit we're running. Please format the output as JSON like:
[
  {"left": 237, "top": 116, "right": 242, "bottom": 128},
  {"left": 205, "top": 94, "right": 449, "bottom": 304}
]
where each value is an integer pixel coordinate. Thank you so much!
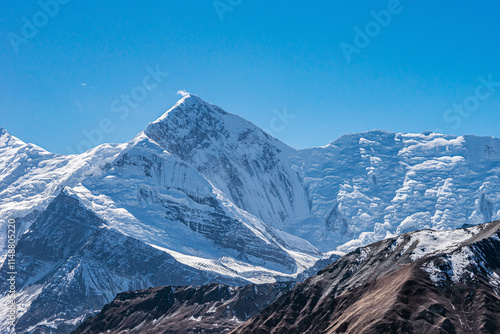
[{"left": 1, "top": 1, "right": 500, "bottom": 154}]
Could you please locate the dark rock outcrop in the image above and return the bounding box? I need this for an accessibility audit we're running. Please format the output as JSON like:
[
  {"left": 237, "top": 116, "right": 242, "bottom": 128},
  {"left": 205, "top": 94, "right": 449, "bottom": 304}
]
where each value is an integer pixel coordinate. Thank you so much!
[{"left": 72, "top": 282, "right": 294, "bottom": 334}]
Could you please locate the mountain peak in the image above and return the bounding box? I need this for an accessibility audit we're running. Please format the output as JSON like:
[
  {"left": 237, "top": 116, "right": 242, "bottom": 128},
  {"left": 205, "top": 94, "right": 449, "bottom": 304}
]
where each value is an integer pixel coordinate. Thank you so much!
[
  {"left": 0, "top": 127, "right": 26, "bottom": 148},
  {"left": 143, "top": 93, "right": 309, "bottom": 228},
  {"left": 174, "top": 91, "right": 205, "bottom": 107},
  {"left": 176, "top": 90, "right": 205, "bottom": 103},
  {"left": 150, "top": 92, "right": 220, "bottom": 126}
]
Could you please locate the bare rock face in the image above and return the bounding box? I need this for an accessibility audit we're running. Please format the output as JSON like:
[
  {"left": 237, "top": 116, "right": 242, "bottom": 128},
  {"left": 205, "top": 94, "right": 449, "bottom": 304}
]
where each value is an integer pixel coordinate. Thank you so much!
[
  {"left": 233, "top": 220, "right": 500, "bottom": 334},
  {"left": 72, "top": 282, "right": 294, "bottom": 334}
]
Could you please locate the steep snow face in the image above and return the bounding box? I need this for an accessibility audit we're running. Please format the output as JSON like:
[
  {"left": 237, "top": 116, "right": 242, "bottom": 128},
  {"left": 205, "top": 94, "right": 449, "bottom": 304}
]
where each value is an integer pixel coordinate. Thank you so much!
[
  {"left": 145, "top": 95, "right": 311, "bottom": 228},
  {"left": 0, "top": 192, "right": 245, "bottom": 333},
  {"left": 290, "top": 131, "right": 500, "bottom": 252},
  {"left": 73, "top": 133, "right": 320, "bottom": 275}
]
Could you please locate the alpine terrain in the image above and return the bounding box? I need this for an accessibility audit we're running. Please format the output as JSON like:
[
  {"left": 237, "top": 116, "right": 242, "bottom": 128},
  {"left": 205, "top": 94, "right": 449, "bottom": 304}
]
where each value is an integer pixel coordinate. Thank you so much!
[
  {"left": 1, "top": 93, "right": 499, "bottom": 332},
  {"left": 72, "top": 220, "right": 500, "bottom": 334}
]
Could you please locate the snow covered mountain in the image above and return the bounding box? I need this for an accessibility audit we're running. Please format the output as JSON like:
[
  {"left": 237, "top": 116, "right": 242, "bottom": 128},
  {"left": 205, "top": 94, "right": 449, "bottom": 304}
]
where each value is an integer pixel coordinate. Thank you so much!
[
  {"left": 1, "top": 93, "right": 499, "bottom": 332},
  {"left": 144, "top": 95, "right": 311, "bottom": 228},
  {"left": 288, "top": 130, "right": 500, "bottom": 251}
]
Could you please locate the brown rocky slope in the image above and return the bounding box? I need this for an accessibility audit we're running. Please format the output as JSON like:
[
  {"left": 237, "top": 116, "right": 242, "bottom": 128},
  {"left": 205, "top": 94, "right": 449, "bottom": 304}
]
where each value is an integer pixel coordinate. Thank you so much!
[{"left": 232, "top": 220, "right": 500, "bottom": 334}]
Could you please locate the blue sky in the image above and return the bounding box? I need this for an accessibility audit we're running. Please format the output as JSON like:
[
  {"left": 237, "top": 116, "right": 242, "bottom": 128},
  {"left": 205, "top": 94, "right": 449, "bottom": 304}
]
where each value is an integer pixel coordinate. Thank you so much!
[{"left": 1, "top": 1, "right": 500, "bottom": 153}]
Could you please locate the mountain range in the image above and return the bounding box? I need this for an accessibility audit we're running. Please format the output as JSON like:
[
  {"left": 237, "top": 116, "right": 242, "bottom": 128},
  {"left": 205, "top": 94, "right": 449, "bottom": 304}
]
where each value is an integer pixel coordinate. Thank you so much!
[{"left": 1, "top": 94, "right": 499, "bottom": 333}]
